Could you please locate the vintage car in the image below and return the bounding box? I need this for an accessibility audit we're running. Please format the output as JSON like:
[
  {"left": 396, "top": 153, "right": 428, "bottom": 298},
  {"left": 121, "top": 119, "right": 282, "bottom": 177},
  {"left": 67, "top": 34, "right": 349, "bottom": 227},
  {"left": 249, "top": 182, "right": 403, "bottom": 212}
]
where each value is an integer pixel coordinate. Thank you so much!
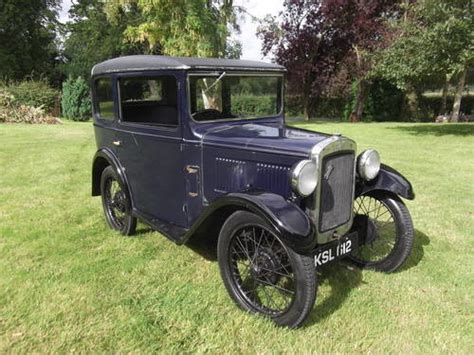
[{"left": 91, "top": 55, "right": 415, "bottom": 328}]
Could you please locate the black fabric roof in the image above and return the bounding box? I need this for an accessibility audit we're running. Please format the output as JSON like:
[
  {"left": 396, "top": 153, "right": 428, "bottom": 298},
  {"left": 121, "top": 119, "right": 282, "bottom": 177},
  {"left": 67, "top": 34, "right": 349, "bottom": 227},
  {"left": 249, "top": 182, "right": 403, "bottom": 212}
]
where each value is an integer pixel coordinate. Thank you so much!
[{"left": 91, "top": 55, "right": 285, "bottom": 76}]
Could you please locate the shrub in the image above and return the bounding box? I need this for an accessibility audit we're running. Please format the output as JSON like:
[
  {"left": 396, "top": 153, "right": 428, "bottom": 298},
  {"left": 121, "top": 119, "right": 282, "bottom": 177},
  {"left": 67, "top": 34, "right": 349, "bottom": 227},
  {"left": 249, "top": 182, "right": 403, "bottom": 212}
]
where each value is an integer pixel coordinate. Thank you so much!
[
  {"left": 6, "top": 79, "right": 59, "bottom": 114},
  {"left": 421, "top": 95, "right": 474, "bottom": 118},
  {"left": 61, "top": 77, "right": 91, "bottom": 121},
  {"left": 368, "top": 80, "right": 405, "bottom": 121},
  {"left": 285, "top": 95, "right": 304, "bottom": 117},
  {"left": 0, "top": 87, "right": 61, "bottom": 124}
]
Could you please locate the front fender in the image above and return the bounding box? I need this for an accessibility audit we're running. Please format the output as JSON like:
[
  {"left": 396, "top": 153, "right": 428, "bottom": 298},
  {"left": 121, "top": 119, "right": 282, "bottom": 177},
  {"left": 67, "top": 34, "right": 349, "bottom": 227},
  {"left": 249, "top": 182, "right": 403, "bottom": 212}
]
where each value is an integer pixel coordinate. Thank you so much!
[
  {"left": 184, "top": 190, "right": 316, "bottom": 254},
  {"left": 356, "top": 164, "right": 415, "bottom": 200}
]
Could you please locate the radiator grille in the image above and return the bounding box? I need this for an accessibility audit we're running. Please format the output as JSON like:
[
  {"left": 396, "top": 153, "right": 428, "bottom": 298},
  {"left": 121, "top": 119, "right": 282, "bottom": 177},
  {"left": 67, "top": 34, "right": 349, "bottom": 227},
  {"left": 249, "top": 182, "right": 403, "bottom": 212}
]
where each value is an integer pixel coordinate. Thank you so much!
[{"left": 319, "top": 152, "right": 355, "bottom": 232}]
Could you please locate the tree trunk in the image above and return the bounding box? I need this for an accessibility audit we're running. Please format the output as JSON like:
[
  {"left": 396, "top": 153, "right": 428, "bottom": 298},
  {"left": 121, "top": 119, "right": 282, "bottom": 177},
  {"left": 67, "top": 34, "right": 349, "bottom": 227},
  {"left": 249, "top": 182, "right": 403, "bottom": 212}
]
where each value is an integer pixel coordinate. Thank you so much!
[
  {"left": 303, "top": 79, "right": 311, "bottom": 121},
  {"left": 440, "top": 75, "right": 449, "bottom": 115},
  {"left": 350, "top": 79, "right": 370, "bottom": 122},
  {"left": 401, "top": 85, "right": 421, "bottom": 121},
  {"left": 450, "top": 68, "right": 467, "bottom": 122}
]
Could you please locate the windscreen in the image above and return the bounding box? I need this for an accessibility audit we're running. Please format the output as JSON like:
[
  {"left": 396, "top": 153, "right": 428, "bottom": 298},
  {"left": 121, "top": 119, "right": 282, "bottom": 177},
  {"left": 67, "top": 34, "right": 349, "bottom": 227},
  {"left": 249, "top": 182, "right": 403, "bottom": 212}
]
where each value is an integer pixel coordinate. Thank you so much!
[{"left": 189, "top": 74, "right": 282, "bottom": 121}]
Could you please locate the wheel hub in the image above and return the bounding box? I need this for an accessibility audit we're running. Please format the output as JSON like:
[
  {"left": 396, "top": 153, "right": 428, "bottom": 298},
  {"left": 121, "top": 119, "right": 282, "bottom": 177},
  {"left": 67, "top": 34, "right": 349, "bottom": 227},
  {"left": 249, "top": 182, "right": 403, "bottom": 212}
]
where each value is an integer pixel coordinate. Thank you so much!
[
  {"left": 112, "top": 191, "right": 127, "bottom": 213},
  {"left": 251, "top": 249, "right": 280, "bottom": 284}
]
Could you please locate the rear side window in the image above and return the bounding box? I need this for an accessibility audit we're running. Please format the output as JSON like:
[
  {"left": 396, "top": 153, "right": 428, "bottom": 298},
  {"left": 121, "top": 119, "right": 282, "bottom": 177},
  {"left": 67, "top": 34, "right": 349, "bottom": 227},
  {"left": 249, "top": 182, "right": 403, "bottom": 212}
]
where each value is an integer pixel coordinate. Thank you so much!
[
  {"left": 95, "top": 78, "right": 114, "bottom": 120},
  {"left": 119, "top": 76, "right": 178, "bottom": 127}
]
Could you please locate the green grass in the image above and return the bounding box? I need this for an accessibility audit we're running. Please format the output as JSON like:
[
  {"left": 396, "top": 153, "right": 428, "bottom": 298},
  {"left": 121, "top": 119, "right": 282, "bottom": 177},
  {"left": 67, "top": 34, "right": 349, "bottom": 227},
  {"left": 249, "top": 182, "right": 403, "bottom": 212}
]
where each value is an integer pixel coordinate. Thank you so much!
[{"left": 1, "top": 121, "right": 473, "bottom": 352}]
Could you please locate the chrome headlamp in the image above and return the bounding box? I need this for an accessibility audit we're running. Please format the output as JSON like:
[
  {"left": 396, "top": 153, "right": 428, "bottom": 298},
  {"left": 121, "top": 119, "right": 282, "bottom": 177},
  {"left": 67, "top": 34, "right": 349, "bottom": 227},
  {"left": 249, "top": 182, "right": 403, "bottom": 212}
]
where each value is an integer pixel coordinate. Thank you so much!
[
  {"left": 357, "top": 149, "right": 381, "bottom": 181},
  {"left": 290, "top": 160, "right": 317, "bottom": 197}
]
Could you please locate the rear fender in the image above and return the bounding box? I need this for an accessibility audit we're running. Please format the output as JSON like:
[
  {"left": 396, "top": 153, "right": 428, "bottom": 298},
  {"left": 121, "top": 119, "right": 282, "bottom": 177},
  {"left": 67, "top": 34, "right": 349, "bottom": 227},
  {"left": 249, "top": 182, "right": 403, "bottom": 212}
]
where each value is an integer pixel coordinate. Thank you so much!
[{"left": 91, "top": 148, "right": 131, "bottom": 201}]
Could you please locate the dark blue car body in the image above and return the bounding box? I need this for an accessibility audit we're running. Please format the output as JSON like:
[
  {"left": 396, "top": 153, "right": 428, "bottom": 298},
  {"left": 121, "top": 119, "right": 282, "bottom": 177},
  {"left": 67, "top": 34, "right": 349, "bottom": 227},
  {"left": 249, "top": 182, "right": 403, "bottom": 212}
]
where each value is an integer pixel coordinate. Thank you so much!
[{"left": 91, "top": 55, "right": 414, "bottom": 255}]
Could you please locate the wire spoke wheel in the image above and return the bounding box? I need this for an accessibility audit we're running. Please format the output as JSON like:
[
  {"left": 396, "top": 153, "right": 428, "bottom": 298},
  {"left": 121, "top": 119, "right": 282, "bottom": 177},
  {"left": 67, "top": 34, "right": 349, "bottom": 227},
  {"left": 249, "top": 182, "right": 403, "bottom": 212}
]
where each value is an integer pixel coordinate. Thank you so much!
[
  {"left": 229, "top": 226, "right": 296, "bottom": 315},
  {"left": 352, "top": 195, "right": 397, "bottom": 262},
  {"left": 348, "top": 192, "right": 414, "bottom": 273},
  {"left": 100, "top": 166, "right": 137, "bottom": 235},
  {"left": 218, "top": 211, "right": 317, "bottom": 328},
  {"left": 104, "top": 177, "right": 127, "bottom": 229}
]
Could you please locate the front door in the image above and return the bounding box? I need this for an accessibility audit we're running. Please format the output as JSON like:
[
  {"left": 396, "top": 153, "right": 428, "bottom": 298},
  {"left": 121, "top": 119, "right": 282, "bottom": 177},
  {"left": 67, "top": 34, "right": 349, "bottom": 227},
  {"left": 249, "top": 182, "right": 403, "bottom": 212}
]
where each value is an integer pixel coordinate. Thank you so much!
[{"left": 114, "top": 73, "right": 187, "bottom": 227}]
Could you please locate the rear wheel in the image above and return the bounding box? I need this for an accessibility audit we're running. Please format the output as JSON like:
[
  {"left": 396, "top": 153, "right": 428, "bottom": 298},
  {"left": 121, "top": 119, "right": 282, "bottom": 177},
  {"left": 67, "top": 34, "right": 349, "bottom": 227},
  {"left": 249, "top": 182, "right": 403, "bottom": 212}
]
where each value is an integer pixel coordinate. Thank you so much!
[
  {"left": 217, "top": 211, "right": 317, "bottom": 328},
  {"left": 348, "top": 192, "right": 414, "bottom": 273},
  {"left": 100, "top": 166, "right": 137, "bottom": 236}
]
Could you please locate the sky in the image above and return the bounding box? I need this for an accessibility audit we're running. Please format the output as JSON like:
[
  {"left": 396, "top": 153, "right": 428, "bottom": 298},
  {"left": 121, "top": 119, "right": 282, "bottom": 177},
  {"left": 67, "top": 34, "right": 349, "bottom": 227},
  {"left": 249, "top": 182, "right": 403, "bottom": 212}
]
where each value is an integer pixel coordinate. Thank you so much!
[{"left": 59, "top": 0, "right": 284, "bottom": 62}]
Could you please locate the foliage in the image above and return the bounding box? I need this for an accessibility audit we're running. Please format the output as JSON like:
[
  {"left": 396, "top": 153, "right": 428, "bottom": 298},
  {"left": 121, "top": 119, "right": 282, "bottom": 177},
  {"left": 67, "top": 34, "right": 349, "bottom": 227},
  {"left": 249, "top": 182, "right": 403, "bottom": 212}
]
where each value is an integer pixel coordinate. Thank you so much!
[
  {"left": 61, "top": 77, "right": 92, "bottom": 121},
  {"left": 231, "top": 95, "right": 276, "bottom": 116},
  {"left": 0, "top": 122, "right": 473, "bottom": 352},
  {"left": 62, "top": 0, "right": 149, "bottom": 80},
  {"left": 286, "top": 95, "right": 347, "bottom": 119},
  {"left": 374, "top": 0, "right": 474, "bottom": 90},
  {"left": 421, "top": 94, "right": 474, "bottom": 118},
  {"left": 0, "top": 88, "right": 60, "bottom": 124},
  {"left": 367, "top": 80, "right": 405, "bottom": 121},
  {"left": 0, "top": 0, "right": 61, "bottom": 81},
  {"left": 105, "top": 0, "right": 242, "bottom": 58},
  {"left": 258, "top": 0, "right": 400, "bottom": 120},
  {"left": 5, "top": 80, "right": 60, "bottom": 114}
]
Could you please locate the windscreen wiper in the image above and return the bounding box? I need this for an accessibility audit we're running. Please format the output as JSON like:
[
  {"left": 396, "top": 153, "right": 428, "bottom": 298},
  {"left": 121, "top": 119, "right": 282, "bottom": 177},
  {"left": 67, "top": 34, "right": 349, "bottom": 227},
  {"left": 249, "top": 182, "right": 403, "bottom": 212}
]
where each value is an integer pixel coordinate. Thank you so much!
[{"left": 203, "top": 71, "right": 226, "bottom": 94}]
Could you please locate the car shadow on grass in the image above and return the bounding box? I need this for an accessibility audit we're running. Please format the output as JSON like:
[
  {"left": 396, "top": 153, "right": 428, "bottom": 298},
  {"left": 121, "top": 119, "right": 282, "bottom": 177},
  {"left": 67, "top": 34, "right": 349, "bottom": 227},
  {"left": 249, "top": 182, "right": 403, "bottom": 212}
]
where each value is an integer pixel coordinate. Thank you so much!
[
  {"left": 396, "top": 228, "right": 430, "bottom": 272},
  {"left": 185, "top": 232, "right": 219, "bottom": 261},
  {"left": 134, "top": 226, "right": 155, "bottom": 236},
  {"left": 305, "top": 263, "right": 363, "bottom": 326},
  {"left": 391, "top": 123, "right": 474, "bottom": 136},
  {"left": 144, "top": 225, "right": 429, "bottom": 326},
  {"left": 305, "top": 228, "right": 430, "bottom": 325}
]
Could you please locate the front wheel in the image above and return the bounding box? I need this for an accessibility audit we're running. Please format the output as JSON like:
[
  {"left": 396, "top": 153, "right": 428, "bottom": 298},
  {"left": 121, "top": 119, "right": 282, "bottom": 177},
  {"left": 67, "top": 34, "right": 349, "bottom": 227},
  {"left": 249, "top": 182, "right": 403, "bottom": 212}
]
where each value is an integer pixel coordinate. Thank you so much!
[
  {"left": 217, "top": 211, "right": 317, "bottom": 328},
  {"left": 348, "top": 192, "right": 414, "bottom": 273}
]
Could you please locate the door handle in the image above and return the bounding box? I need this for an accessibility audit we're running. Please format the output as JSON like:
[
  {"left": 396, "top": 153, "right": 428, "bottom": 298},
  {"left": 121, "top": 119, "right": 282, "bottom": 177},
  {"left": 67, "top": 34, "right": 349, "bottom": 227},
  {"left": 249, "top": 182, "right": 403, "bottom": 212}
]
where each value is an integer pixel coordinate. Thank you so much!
[
  {"left": 113, "top": 140, "right": 121, "bottom": 146},
  {"left": 186, "top": 165, "right": 199, "bottom": 174}
]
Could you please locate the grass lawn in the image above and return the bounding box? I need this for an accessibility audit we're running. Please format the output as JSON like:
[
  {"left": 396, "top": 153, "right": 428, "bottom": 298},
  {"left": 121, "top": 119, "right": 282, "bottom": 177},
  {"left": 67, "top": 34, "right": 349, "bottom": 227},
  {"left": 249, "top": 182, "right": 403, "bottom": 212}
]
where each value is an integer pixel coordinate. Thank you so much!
[{"left": 1, "top": 121, "right": 473, "bottom": 352}]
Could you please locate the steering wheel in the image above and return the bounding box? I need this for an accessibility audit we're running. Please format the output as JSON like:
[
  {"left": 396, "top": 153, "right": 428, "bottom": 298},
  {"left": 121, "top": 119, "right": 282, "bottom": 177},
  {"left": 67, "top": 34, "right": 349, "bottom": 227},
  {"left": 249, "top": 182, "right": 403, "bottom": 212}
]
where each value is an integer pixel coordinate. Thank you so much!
[{"left": 192, "top": 109, "right": 223, "bottom": 121}]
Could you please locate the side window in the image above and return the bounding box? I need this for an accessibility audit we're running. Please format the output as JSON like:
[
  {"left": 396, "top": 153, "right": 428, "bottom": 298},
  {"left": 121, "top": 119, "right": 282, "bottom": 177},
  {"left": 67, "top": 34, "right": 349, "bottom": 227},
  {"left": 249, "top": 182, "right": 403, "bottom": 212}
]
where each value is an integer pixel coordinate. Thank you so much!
[
  {"left": 95, "top": 78, "right": 114, "bottom": 120},
  {"left": 119, "top": 76, "right": 178, "bottom": 127}
]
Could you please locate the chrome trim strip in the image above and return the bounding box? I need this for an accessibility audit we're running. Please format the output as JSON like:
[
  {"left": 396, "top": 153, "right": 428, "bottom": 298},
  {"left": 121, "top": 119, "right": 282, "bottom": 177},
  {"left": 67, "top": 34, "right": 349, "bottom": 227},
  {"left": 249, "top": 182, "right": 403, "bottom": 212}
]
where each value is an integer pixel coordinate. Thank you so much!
[{"left": 309, "top": 135, "right": 357, "bottom": 244}]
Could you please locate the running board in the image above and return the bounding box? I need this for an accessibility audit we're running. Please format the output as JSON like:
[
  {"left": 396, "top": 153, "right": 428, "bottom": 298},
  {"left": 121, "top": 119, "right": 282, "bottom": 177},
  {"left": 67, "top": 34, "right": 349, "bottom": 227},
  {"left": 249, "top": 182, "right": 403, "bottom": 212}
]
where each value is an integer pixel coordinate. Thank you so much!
[{"left": 132, "top": 209, "right": 188, "bottom": 244}]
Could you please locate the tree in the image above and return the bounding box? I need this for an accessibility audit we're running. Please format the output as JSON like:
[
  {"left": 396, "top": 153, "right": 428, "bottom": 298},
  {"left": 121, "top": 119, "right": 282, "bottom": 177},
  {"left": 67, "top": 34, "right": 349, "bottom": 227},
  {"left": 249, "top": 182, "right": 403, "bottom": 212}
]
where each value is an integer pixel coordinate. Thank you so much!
[
  {"left": 104, "top": 0, "right": 242, "bottom": 58},
  {"left": 62, "top": 0, "right": 150, "bottom": 80},
  {"left": 0, "top": 0, "right": 60, "bottom": 80},
  {"left": 336, "top": 1, "right": 401, "bottom": 122},
  {"left": 375, "top": 0, "right": 473, "bottom": 121},
  {"left": 259, "top": 0, "right": 399, "bottom": 121},
  {"left": 259, "top": 1, "right": 351, "bottom": 120}
]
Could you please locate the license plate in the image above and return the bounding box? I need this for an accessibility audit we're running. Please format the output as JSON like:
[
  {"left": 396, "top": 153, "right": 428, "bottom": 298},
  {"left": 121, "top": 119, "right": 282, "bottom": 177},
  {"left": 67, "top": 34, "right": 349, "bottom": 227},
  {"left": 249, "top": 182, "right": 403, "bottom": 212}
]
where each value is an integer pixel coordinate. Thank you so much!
[{"left": 314, "top": 232, "right": 358, "bottom": 267}]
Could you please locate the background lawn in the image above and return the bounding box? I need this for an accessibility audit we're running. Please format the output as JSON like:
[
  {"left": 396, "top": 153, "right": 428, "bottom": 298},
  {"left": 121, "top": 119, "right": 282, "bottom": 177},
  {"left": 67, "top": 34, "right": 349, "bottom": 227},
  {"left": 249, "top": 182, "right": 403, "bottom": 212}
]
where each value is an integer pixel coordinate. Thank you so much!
[{"left": 1, "top": 121, "right": 473, "bottom": 352}]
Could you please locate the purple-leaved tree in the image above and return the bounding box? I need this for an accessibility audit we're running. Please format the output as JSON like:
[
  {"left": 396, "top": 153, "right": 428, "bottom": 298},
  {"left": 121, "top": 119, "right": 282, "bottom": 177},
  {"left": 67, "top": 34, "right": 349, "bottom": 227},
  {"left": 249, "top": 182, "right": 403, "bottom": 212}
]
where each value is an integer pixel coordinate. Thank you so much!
[{"left": 259, "top": 0, "right": 400, "bottom": 121}]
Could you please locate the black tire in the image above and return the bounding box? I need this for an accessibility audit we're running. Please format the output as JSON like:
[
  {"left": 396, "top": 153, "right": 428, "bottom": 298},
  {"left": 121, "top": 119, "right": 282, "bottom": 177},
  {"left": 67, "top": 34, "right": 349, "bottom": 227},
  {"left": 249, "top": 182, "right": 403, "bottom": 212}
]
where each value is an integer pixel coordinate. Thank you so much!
[
  {"left": 217, "top": 211, "right": 317, "bottom": 328},
  {"left": 348, "top": 192, "right": 414, "bottom": 273},
  {"left": 100, "top": 166, "right": 137, "bottom": 236}
]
